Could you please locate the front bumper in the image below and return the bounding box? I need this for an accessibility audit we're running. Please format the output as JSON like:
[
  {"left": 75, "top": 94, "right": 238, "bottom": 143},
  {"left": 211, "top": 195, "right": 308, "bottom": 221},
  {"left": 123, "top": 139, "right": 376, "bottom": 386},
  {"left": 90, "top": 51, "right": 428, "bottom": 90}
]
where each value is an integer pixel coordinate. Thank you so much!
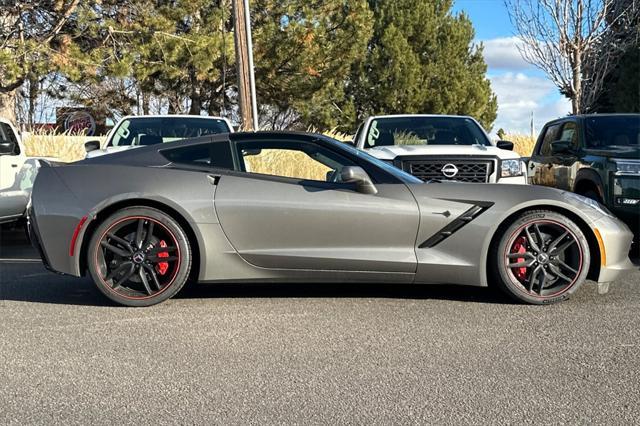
[
  {"left": 498, "top": 175, "right": 527, "bottom": 185},
  {"left": 611, "top": 174, "right": 639, "bottom": 232},
  {"left": 593, "top": 214, "right": 635, "bottom": 289}
]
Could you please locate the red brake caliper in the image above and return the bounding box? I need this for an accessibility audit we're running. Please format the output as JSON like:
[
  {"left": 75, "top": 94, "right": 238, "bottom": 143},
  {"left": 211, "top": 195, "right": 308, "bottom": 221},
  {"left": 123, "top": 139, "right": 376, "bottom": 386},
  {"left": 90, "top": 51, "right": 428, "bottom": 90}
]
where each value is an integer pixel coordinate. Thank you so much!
[
  {"left": 511, "top": 236, "right": 528, "bottom": 281},
  {"left": 156, "top": 240, "right": 169, "bottom": 276}
]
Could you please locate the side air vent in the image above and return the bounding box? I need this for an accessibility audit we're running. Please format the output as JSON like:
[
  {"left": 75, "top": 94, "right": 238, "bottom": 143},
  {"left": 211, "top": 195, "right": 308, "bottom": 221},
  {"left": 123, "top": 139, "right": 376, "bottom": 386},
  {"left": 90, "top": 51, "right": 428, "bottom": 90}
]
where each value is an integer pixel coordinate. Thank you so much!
[{"left": 419, "top": 203, "right": 493, "bottom": 248}]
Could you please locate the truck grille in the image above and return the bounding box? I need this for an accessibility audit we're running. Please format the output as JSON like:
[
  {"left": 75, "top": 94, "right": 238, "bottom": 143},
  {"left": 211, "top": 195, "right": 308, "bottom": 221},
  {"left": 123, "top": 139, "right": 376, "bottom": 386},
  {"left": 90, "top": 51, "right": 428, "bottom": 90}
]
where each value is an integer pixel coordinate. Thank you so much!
[{"left": 403, "top": 159, "right": 493, "bottom": 183}]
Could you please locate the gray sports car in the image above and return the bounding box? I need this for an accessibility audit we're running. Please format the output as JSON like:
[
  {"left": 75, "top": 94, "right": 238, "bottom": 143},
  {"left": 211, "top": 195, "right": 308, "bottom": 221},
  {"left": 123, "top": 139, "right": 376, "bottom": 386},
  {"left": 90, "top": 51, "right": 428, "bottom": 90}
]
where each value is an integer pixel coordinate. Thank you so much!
[{"left": 29, "top": 132, "right": 634, "bottom": 307}]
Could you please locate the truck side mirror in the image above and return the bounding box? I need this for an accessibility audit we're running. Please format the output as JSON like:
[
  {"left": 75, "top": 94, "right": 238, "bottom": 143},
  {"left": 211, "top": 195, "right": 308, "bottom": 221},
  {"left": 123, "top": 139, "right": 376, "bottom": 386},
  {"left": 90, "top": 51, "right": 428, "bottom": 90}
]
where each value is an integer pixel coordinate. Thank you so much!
[
  {"left": 0, "top": 141, "right": 16, "bottom": 155},
  {"left": 496, "top": 140, "right": 514, "bottom": 151},
  {"left": 84, "top": 140, "right": 101, "bottom": 153}
]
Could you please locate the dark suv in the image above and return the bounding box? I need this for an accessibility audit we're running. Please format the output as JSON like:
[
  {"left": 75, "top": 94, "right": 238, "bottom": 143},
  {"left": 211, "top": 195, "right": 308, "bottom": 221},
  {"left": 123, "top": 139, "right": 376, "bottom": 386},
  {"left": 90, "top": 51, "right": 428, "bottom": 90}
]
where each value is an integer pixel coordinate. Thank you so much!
[{"left": 529, "top": 114, "right": 639, "bottom": 236}]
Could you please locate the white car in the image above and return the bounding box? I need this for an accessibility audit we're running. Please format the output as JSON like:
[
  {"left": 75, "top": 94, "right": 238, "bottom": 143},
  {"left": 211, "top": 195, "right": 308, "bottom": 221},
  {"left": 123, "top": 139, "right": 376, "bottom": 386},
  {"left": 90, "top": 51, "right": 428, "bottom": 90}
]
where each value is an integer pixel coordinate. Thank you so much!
[
  {"left": 0, "top": 118, "right": 52, "bottom": 225},
  {"left": 85, "top": 114, "right": 234, "bottom": 158},
  {"left": 353, "top": 115, "right": 527, "bottom": 184}
]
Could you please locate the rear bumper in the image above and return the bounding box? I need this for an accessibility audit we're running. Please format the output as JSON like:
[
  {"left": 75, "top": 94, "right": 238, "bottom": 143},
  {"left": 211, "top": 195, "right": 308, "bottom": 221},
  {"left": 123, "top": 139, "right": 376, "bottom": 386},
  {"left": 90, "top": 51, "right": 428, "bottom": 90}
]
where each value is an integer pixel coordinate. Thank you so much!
[{"left": 26, "top": 207, "right": 55, "bottom": 273}]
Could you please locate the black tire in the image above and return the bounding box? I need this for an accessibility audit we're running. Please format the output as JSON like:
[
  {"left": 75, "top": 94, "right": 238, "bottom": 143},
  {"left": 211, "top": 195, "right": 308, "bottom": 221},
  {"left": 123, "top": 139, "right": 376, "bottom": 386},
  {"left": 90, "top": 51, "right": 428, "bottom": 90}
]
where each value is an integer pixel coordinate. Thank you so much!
[
  {"left": 491, "top": 210, "right": 590, "bottom": 305},
  {"left": 87, "top": 207, "right": 192, "bottom": 307}
]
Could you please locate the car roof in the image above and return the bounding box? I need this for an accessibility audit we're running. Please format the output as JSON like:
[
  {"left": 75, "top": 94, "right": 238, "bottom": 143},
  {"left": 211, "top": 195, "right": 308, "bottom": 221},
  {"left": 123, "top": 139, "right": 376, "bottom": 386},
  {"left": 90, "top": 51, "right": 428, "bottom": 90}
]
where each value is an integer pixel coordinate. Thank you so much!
[
  {"left": 118, "top": 114, "right": 229, "bottom": 120},
  {"left": 81, "top": 131, "right": 336, "bottom": 165},
  {"left": 543, "top": 113, "right": 640, "bottom": 126},
  {"left": 367, "top": 114, "right": 474, "bottom": 120}
]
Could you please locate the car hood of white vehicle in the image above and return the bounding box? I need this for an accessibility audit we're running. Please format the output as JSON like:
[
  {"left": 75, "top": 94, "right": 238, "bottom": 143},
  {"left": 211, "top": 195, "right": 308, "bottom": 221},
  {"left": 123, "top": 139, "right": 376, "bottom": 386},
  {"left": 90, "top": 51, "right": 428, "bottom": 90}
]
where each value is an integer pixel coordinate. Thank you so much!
[
  {"left": 85, "top": 146, "right": 137, "bottom": 159},
  {"left": 365, "top": 144, "right": 521, "bottom": 160}
]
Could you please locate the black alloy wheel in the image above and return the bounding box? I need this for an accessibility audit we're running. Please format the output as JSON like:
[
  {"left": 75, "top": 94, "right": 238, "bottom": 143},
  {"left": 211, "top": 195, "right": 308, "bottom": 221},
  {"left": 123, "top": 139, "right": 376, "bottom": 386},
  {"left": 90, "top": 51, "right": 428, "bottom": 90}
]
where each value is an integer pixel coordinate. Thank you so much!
[
  {"left": 88, "top": 207, "right": 191, "bottom": 307},
  {"left": 493, "top": 210, "right": 590, "bottom": 304}
]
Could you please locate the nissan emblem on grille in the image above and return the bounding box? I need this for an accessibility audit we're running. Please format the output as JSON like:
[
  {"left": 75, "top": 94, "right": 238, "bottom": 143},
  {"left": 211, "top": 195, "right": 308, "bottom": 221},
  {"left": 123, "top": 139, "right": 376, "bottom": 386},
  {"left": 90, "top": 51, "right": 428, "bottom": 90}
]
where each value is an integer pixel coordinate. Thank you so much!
[
  {"left": 441, "top": 164, "right": 459, "bottom": 178},
  {"left": 406, "top": 159, "right": 492, "bottom": 183}
]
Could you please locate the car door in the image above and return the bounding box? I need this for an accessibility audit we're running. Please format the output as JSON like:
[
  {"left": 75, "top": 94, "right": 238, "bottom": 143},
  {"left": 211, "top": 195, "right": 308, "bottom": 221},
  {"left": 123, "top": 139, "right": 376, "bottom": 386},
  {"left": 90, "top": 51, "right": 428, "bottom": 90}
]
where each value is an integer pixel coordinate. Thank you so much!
[
  {"left": 529, "top": 122, "right": 561, "bottom": 187},
  {"left": 0, "top": 121, "right": 24, "bottom": 190},
  {"left": 550, "top": 120, "right": 581, "bottom": 191},
  {"left": 213, "top": 137, "right": 420, "bottom": 276}
]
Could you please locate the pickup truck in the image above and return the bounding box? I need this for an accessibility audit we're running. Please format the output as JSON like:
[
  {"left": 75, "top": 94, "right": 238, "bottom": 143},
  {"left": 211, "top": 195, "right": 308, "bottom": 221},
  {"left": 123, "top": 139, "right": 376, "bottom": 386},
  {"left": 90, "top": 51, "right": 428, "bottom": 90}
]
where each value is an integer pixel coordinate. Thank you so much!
[
  {"left": 353, "top": 115, "right": 527, "bottom": 184},
  {"left": 0, "top": 118, "right": 46, "bottom": 225},
  {"left": 85, "top": 114, "right": 234, "bottom": 158},
  {"left": 528, "top": 114, "right": 639, "bottom": 236}
]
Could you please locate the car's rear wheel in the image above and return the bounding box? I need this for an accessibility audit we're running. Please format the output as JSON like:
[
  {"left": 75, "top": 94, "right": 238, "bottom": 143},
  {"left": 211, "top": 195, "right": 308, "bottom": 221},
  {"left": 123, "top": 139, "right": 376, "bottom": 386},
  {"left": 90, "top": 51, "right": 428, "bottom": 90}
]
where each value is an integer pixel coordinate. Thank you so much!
[
  {"left": 492, "top": 210, "right": 590, "bottom": 304},
  {"left": 87, "top": 207, "right": 191, "bottom": 307}
]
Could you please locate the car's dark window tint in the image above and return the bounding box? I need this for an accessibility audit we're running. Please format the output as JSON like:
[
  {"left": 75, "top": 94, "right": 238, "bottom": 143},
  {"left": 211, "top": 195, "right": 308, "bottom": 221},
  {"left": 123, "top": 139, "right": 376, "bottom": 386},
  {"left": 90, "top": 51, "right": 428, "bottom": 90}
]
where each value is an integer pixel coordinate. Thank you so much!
[
  {"left": 539, "top": 123, "right": 561, "bottom": 156},
  {"left": 585, "top": 116, "right": 640, "bottom": 148},
  {"left": 558, "top": 122, "right": 579, "bottom": 149},
  {"left": 161, "top": 142, "right": 234, "bottom": 169},
  {"left": 0, "top": 122, "right": 19, "bottom": 155}
]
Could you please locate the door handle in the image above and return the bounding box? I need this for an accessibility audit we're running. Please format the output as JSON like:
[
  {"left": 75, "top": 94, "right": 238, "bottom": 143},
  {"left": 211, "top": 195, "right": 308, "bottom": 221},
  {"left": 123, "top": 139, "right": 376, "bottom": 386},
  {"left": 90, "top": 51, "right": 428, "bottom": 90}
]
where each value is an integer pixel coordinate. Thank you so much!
[
  {"left": 11, "top": 164, "right": 18, "bottom": 168},
  {"left": 207, "top": 174, "right": 220, "bottom": 185}
]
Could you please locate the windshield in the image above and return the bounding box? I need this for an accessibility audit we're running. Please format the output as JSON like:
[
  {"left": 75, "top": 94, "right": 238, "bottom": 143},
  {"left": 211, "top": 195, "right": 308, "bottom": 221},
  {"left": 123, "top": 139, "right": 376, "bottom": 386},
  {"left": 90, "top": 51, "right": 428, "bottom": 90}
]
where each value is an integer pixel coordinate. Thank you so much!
[
  {"left": 322, "top": 136, "right": 423, "bottom": 184},
  {"left": 364, "top": 116, "right": 491, "bottom": 148},
  {"left": 585, "top": 116, "right": 640, "bottom": 149},
  {"left": 110, "top": 117, "right": 231, "bottom": 147}
]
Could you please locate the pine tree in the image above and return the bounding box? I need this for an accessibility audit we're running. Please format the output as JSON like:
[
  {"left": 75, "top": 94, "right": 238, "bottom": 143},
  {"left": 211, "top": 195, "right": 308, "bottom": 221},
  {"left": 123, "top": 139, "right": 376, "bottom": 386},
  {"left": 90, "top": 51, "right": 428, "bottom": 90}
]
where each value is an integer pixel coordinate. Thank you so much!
[
  {"left": 251, "top": 0, "right": 373, "bottom": 130},
  {"left": 345, "top": 0, "right": 497, "bottom": 131}
]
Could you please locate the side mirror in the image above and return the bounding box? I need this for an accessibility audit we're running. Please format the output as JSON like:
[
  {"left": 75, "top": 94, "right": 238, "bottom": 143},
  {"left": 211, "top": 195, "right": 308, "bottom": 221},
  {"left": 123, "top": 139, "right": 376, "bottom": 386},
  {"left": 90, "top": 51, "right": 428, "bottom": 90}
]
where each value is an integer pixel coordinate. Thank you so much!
[
  {"left": 496, "top": 140, "right": 514, "bottom": 151},
  {"left": 84, "top": 140, "right": 101, "bottom": 153},
  {"left": 0, "top": 141, "right": 16, "bottom": 155},
  {"left": 550, "top": 140, "right": 573, "bottom": 155},
  {"left": 340, "top": 166, "right": 378, "bottom": 195}
]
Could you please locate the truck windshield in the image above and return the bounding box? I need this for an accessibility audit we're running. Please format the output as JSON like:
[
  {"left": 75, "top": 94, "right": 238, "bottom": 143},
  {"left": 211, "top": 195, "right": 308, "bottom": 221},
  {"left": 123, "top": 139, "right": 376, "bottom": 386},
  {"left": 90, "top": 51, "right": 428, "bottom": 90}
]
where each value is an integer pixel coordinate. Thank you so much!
[
  {"left": 364, "top": 116, "right": 491, "bottom": 148},
  {"left": 585, "top": 115, "right": 640, "bottom": 148},
  {"left": 110, "top": 117, "right": 231, "bottom": 147}
]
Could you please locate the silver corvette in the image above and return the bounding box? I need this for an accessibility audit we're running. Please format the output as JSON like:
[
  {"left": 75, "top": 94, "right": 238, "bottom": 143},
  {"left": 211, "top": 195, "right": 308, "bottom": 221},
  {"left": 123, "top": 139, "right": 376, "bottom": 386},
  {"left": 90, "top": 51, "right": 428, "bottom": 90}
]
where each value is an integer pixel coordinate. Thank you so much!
[{"left": 29, "top": 132, "right": 634, "bottom": 307}]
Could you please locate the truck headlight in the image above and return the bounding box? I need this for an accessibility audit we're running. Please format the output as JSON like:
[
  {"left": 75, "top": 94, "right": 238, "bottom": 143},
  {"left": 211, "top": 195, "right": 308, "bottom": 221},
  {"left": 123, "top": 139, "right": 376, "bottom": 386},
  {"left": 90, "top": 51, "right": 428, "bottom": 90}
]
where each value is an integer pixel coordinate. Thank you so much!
[
  {"left": 614, "top": 159, "right": 640, "bottom": 175},
  {"left": 501, "top": 159, "right": 523, "bottom": 178}
]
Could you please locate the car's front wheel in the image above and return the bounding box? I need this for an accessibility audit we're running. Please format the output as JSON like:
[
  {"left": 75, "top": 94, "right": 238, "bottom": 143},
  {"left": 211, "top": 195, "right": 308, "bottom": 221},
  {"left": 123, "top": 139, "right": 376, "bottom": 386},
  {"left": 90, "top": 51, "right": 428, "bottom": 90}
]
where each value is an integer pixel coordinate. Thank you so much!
[
  {"left": 87, "top": 207, "right": 192, "bottom": 307},
  {"left": 492, "top": 210, "right": 590, "bottom": 304}
]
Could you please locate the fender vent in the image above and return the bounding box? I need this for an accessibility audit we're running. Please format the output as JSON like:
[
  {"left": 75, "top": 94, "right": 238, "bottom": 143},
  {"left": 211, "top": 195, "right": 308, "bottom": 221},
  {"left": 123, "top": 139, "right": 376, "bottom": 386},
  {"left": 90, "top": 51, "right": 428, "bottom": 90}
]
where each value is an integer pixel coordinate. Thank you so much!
[{"left": 419, "top": 202, "right": 493, "bottom": 248}]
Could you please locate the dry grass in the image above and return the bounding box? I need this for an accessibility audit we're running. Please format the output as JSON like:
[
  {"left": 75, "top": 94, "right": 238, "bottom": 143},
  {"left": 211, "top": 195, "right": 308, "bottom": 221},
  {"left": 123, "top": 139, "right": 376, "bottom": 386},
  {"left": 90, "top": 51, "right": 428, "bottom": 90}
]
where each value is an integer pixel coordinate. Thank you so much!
[
  {"left": 23, "top": 130, "right": 101, "bottom": 163},
  {"left": 505, "top": 133, "right": 537, "bottom": 157},
  {"left": 244, "top": 149, "right": 331, "bottom": 181}
]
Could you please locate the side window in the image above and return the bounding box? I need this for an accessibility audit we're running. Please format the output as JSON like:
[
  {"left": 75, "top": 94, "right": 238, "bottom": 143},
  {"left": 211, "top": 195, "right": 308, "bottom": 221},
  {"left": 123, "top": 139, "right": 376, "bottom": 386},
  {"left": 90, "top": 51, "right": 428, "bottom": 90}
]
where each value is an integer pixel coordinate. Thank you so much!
[
  {"left": 161, "top": 141, "right": 234, "bottom": 169},
  {"left": 558, "top": 122, "right": 579, "bottom": 149},
  {"left": 0, "top": 122, "right": 19, "bottom": 155},
  {"left": 539, "top": 124, "right": 561, "bottom": 156},
  {"left": 236, "top": 140, "right": 357, "bottom": 182}
]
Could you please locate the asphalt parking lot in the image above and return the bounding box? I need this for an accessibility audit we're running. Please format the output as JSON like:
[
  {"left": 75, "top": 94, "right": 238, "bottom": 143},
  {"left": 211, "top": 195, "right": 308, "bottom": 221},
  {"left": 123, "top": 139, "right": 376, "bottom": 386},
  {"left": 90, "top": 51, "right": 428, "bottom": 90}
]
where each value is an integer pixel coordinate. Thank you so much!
[{"left": 1, "top": 227, "right": 639, "bottom": 424}]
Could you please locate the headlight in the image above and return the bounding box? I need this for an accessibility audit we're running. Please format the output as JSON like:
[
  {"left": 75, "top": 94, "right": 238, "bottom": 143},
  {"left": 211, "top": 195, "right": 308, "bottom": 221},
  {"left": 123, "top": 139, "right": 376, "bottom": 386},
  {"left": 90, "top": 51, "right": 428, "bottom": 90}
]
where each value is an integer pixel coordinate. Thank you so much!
[
  {"left": 614, "top": 159, "right": 640, "bottom": 175},
  {"left": 501, "top": 159, "right": 523, "bottom": 178},
  {"left": 563, "top": 191, "right": 615, "bottom": 218}
]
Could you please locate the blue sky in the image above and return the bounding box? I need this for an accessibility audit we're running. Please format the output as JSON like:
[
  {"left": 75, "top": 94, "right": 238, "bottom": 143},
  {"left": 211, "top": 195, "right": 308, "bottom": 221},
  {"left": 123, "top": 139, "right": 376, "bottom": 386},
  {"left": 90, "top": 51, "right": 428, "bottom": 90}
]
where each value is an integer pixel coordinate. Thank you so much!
[{"left": 452, "top": 0, "right": 571, "bottom": 135}]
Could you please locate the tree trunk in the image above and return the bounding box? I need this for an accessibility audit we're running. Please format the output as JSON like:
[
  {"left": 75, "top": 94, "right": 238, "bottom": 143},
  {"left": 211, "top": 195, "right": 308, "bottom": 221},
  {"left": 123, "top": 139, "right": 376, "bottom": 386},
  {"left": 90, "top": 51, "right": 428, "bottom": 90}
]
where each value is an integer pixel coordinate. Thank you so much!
[
  {"left": 0, "top": 91, "right": 17, "bottom": 125},
  {"left": 572, "top": 49, "right": 582, "bottom": 115}
]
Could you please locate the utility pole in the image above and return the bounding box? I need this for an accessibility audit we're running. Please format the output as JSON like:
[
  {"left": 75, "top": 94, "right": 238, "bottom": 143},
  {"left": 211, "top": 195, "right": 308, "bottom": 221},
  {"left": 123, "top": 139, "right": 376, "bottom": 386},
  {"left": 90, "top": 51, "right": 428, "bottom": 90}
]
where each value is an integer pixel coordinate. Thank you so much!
[{"left": 232, "top": 0, "right": 259, "bottom": 131}]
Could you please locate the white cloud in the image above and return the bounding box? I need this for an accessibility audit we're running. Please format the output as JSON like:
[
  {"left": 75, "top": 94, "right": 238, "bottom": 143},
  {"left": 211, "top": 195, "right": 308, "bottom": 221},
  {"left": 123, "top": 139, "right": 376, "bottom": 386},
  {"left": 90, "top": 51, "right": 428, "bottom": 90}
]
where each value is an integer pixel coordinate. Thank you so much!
[
  {"left": 482, "top": 37, "right": 531, "bottom": 71},
  {"left": 482, "top": 36, "right": 530, "bottom": 70},
  {"left": 489, "top": 72, "right": 571, "bottom": 135}
]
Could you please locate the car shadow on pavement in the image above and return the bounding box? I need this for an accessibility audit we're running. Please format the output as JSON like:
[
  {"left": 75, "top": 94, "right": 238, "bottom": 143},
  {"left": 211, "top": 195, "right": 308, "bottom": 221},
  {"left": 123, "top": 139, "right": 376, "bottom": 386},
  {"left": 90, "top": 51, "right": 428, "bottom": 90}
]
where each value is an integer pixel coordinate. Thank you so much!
[{"left": 176, "top": 281, "right": 515, "bottom": 304}]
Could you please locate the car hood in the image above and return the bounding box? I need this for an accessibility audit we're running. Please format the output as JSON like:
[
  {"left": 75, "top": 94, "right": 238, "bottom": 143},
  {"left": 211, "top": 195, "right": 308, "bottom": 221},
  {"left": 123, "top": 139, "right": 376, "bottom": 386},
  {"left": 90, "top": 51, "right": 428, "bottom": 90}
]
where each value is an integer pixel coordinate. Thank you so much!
[
  {"left": 86, "top": 146, "right": 137, "bottom": 159},
  {"left": 365, "top": 144, "right": 521, "bottom": 160},
  {"left": 406, "top": 181, "right": 610, "bottom": 225},
  {"left": 585, "top": 146, "right": 640, "bottom": 160}
]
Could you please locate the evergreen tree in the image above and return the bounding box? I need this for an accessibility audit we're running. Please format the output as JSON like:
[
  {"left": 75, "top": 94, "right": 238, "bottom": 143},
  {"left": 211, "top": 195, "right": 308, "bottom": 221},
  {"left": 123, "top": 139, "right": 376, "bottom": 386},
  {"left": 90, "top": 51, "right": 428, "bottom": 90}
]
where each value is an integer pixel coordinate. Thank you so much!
[
  {"left": 346, "top": 0, "right": 497, "bottom": 131},
  {"left": 251, "top": 0, "right": 373, "bottom": 129}
]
